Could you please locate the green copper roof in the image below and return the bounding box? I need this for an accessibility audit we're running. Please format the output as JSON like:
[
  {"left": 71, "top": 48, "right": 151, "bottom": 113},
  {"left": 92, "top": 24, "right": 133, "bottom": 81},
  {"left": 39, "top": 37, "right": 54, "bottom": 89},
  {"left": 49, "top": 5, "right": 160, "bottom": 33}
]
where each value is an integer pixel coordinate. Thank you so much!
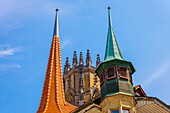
[{"left": 104, "top": 7, "right": 124, "bottom": 61}]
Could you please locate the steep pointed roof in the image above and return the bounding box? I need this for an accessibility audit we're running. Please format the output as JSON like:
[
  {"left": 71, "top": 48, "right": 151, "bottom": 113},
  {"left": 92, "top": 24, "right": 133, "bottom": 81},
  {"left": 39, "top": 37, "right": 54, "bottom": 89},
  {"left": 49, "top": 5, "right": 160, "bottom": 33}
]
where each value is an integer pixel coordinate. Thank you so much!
[
  {"left": 96, "top": 54, "right": 100, "bottom": 67},
  {"left": 79, "top": 52, "right": 84, "bottom": 66},
  {"left": 86, "top": 49, "right": 92, "bottom": 67},
  {"left": 104, "top": 7, "right": 124, "bottom": 62},
  {"left": 37, "top": 9, "right": 77, "bottom": 113},
  {"left": 72, "top": 51, "right": 78, "bottom": 67},
  {"left": 53, "top": 9, "right": 59, "bottom": 37},
  {"left": 64, "top": 57, "right": 71, "bottom": 74}
]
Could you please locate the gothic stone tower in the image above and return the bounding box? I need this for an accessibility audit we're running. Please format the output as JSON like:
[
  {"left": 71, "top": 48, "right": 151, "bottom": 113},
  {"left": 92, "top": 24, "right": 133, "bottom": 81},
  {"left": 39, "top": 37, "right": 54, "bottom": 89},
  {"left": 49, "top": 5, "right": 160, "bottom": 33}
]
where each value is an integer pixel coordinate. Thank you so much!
[
  {"left": 95, "top": 7, "right": 136, "bottom": 113},
  {"left": 63, "top": 50, "right": 101, "bottom": 106}
]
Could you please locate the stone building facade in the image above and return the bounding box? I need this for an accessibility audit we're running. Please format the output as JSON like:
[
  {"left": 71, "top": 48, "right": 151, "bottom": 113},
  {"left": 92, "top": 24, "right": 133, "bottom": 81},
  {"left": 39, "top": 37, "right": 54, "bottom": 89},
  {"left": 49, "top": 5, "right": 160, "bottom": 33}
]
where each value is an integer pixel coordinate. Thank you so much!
[{"left": 63, "top": 50, "right": 101, "bottom": 106}]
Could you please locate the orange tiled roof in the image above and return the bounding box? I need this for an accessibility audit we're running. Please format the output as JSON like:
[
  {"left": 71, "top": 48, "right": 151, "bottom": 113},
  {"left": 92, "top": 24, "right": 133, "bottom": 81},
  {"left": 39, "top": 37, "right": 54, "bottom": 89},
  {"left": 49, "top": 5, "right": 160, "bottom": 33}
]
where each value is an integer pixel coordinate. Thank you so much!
[{"left": 37, "top": 35, "right": 77, "bottom": 113}]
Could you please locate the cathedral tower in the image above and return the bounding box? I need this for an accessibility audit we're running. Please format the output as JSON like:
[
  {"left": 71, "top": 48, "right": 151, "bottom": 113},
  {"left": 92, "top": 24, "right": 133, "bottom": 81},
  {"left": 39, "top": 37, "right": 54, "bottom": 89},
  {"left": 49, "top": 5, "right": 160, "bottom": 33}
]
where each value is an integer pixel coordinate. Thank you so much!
[
  {"left": 64, "top": 50, "right": 101, "bottom": 106},
  {"left": 95, "top": 7, "right": 136, "bottom": 113}
]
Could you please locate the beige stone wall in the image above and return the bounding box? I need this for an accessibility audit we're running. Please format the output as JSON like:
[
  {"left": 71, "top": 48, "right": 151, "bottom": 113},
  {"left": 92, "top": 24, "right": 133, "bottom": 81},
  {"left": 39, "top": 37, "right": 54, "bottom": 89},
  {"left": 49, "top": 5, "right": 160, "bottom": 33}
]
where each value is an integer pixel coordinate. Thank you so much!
[
  {"left": 77, "top": 104, "right": 102, "bottom": 113},
  {"left": 64, "top": 67, "right": 101, "bottom": 106},
  {"left": 100, "top": 94, "right": 136, "bottom": 113},
  {"left": 84, "top": 72, "right": 89, "bottom": 92}
]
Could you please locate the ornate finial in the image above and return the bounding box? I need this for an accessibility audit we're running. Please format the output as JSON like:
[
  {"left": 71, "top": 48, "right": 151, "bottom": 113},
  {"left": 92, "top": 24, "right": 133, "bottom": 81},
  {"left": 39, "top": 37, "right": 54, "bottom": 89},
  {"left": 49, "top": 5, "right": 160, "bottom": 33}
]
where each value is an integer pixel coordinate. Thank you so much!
[
  {"left": 64, "top": 57, "right": 70, "bottom": 74},
  {"left": 72, "top": 51, "right": 78, "bottom": 67},
  {"left": 86, "top": 49, "right": 92, "bottom": 67},
  {"left": 96, "top": 54, "right": 100, "bottom": 67},
  {"left": 79, "top": 52, "right": 84, "bottom": 66}
]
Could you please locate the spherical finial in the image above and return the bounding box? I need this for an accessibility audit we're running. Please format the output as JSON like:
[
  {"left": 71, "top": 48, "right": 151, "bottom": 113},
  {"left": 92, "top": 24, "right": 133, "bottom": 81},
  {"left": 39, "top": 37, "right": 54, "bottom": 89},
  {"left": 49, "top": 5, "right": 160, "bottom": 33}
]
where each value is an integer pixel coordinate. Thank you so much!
[
  {"left": 56, "top": 9, "right": 59, "bottom": 11},
  {"left": 108, "top": 7, "right": 111, "bottom": 10}
]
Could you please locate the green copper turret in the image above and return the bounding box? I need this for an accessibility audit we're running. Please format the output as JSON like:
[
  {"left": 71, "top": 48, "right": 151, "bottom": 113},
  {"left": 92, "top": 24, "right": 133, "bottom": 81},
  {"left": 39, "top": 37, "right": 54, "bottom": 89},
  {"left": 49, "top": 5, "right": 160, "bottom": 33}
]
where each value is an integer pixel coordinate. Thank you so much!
[
  {"left": 95, "top": 7, "right": 135, "bottom": 101},
  {"left": 104, "top": 7, "right": 123, "bottom": 61}
]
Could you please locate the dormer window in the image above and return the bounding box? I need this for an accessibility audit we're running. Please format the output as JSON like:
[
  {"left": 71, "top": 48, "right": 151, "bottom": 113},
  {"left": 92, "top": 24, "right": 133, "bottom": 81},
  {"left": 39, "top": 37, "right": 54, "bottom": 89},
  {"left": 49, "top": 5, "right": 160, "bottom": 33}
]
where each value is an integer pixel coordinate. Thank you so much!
[
  {"left": 100, "top": 71, "right": 104, "bottom": 85},
  {"left": 106, "top": 67, "right": 116, "bottom": 80},
  {"left": 129, "top": 70, "right": 133, "bottom": 85},
  {"left": 118, "top": 67, "right": 128, "bottom": 79}
]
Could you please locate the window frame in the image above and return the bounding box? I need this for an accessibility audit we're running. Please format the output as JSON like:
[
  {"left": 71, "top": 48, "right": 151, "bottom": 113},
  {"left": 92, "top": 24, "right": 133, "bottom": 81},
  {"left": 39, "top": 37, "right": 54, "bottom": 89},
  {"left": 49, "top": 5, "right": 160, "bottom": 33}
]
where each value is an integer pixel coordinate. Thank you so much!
[
  {"left": 106, "top": 66, "right": 117, "bottom": 80},
  {"left": 129, "top": 70, "right": 133, "bottom": 85},
  {"left": 118, "top": 66, "right": 128, "bottom": 79},
  {"left": 99, "top": 71, "right": 105, "bottom": 86}
]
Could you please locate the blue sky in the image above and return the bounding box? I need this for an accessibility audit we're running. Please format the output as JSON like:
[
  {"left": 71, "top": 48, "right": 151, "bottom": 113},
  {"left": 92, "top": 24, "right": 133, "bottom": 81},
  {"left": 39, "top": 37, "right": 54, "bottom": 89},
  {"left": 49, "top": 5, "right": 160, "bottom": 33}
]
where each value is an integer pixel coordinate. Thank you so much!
[{"left": 0, "top": 0, "right": 170, "bottom": 113}]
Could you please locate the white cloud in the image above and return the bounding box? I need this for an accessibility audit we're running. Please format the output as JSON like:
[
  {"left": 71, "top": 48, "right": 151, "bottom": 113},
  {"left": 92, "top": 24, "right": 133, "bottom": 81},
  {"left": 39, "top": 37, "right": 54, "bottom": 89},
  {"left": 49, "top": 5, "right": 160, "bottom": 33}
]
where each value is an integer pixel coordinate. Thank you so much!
[
  {"left": 0, "top": 44, "right": 19, "bottom": 57},
  {"left": 143, "top": 61, "right": 170, "bottom": 87},
  {"left": 0, "top": 49, "right": 15, "bottom": 57},
  {"left": 0, "top": 64, "right": 21, "bottom": 72},
  {"left": 0, "top": 44, "right": 21, "bottom": 73},
  {"left": 61, "top": 39, "right": 72, "bottom": 49},
  {"left": 0, "top": 44, "right": 10, "bottom": 47},
  {"left": 0, "top": 0, "right": 37, "bottom": 21},
  {"left": 5, "top": 23, "right": 24, "bottom": 32},
  {"left": 0, "top": 0, "right": 81, "bottom": 33},
  {"left": 0, "top": 0, "right": 80, "bottom": 21}
]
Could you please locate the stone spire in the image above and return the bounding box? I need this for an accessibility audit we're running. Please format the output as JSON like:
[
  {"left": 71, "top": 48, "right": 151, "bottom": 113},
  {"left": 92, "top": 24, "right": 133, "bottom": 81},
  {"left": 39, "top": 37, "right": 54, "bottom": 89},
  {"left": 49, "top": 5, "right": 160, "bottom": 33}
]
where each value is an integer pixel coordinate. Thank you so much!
[
  {"left": 104, "top": 7, "right": 124, "bottom": 62},
  {"left": 64, "top": 57, "right": 70, "bottom": 74},
  {"left": 85, "top": 49, "right": 92, "bottom": 67},
  {"left": 37, "top": 9, "right": 77, "bottom": 113},
  {"left": 79, "top": 52, "right": 84, "bottom": 66},
  {"left": 72, "top": 51, "right": 78, "bottom": 67},
  {"left": 96, "top": 54, "right": 100, "bottom": 67}
]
